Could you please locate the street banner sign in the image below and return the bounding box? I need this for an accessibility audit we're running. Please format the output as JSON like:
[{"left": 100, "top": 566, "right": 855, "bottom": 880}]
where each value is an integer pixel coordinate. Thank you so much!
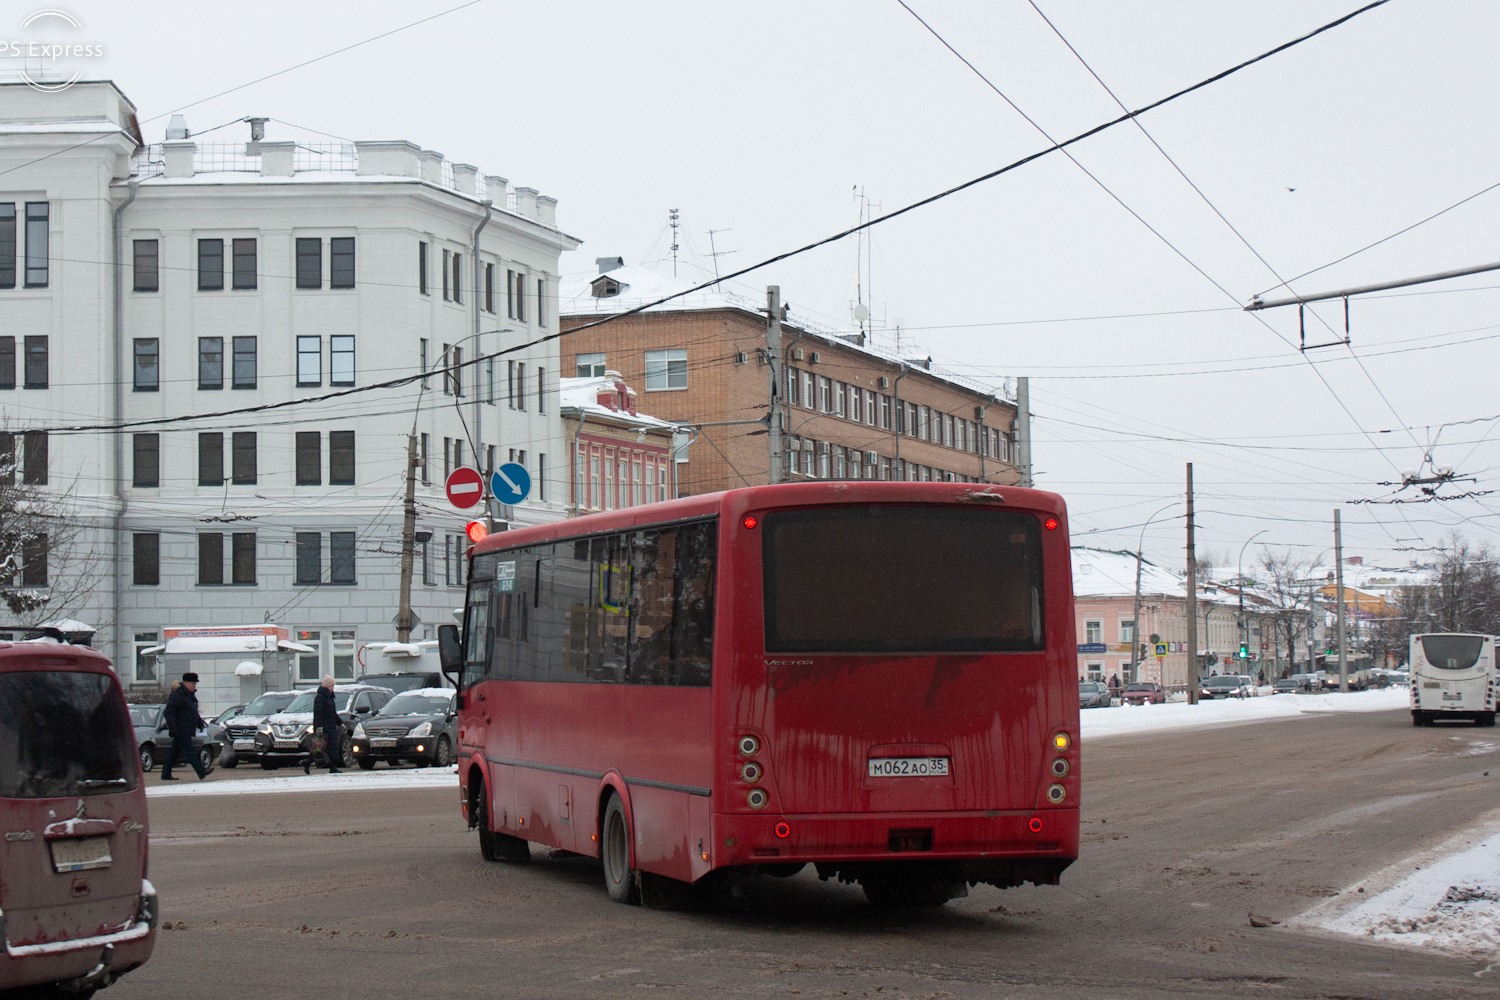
[
  {"left": 490, "top": 462, "right": 531, "bottom": 505},
  {"left": 445, "top": 466, "right": 484, "bottom": 509}
]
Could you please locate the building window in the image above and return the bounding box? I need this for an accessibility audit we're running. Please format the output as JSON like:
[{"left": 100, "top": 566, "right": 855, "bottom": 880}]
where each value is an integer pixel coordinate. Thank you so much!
[
  {"left": 132, "top": 530, "right": 158, "bottom": 587},
  {"left": 330, "top": 430, "right": 355, "bottom": 485},
  {"left": 197, "top": 533, "right": 225, "bottom": 585},
  {"left": 442, "top": 344, "right": 462, "bottom": 397},
  {"left": 198, "top": 432, "right": 224, "bottom": 486},
  {"left": 1085, "top": 620, "right": 1102, "bottom": 644},
  {"left": 132, "top": 433, "right": 159, "bottom": 487},
  {"left": 19, "top": 431, "right": 46, "bottom": 485},
  {"left": 538, "top": 452, "right": 546, "bottom": 501},
  {"left": 515, "top": 363, "right": 526, "bottom": 411},
  {"left": 23, "top": 335, "right": 47, "bottom": 388},
  {"left": 449, "top": 251, "right": 461, "bottom": 303},
  {"left": 232, "top": 237, "right": 257, "bottom": 290},
  {"left": 24, "top": 203, "right": 47, "bottom": 288},
  {"left": 232, "top": 431, "right": 257, "bottom": 484},
  {"left": 0, "top": 336, "right": 13, "bottom": 388},
  {"left": 445, "top": 533, "right": 466, "bottom": 586},
  {"left": 133, "top": 632, "right": 160, "bottom": 684},
  {"left": 817, "top": 377, "right": 831, "bottom": 413},
  {"left": 295, "top": 533, "right": 321, "bottom": 584},
  {"left": 536, "top": 276, "right": 547, "bottom": 327},
  {"left": 296, "top": 630, "right": 322, "bottom": 683},
  {"left": 233, "top": 336, "right": 257, "bottom": 389},
  {"left": 419, "top": 432, "right": 430, "bottom": 484},
  {"left": 485, "top": 262, "right": 495, "bottom": 313},
  {"left": 297, "top": 335, "right": 321, "bottom": 386},
  {"left": 133, "top": 339, "right": 159, "bottom": 391},
  {"left": 486, "top": 358, "right": 496, "bottom": 406},
  {"left": 295, "top": 431, "right": 321, "bottom": 485},
  {"left": 0, "top": 203, "right": 13, "bottom": 288},
  {"left": 1121, "top": 620, "right": 1136, "bottom": 644},
  {"left": 418, "top": 241, "right": 429, "bottom": 295},
  {"left": 505, "top": 269, "right": 516, "bottom": 319},
  {"left": 576, "top": 353, "right": 605, "bottom": 378},
  {"left": 330, "top": 531, "right": 356, "bottom": 584},
  {"left": 537, "top": 367, "right": 546, "bottom": 414},
  {"left": 296, "top": 238, "right": 321, "bottom": 289},
  {"left": 330, "top": 237, "right": 355, "bottom": 288},
  {"left": 133, "top": 239, "right": 158, "bottom": 292},
  {"left": 421, "top": 538, "right": 435, "bottom": 586},
  {"left": 441, "top": 249, "right": 451, "bottom": 301},
  {"left": 330, "top": 335, "right": 354, "bottom": 386},
  {"left": 514, "top": 270, "right": 527, "bottom": 323},
  {"left": 644, "top": 348, "right": 687, "bottom": 391},
  {"left": 198, "top": 336, "right": 223, "bottom": 389},
  {"left": 20, "top": 532, "right": 47, "bottom": 587},
  {"left": 232, "top": 532, "right": 256, "bottom": 584},
  {"left": 331, "top": 629, "right": 356, "bottom": 680},
  {"left": 197, "top": 238, "right": 224, "bottom": 291}
]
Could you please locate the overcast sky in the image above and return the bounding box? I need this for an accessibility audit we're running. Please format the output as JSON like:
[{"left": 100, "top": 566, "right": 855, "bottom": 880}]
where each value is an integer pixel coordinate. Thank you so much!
[{"left": 9, "top": 0, "right": 1498, "bottom": 574}]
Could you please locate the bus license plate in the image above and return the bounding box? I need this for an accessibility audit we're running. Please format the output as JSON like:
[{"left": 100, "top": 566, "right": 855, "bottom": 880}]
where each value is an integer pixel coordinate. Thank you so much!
[
  {"left": 868, "top": 757, "right": 950, "bottom": 778},
  {"left": 50, "top": 836, "right": 112, "bottom": 873},
  {"left": 1442, "top": 692, "right": 1462, "bottom": 701}
]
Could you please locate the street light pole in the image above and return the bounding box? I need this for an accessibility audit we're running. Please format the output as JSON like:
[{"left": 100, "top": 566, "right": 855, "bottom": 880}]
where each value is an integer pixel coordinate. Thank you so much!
[
  {"left": 1132, "top": 503, "right": 1177, "bottom": 687},
  {"left": 1238, "top": 529, "right": 1268, "bottom": 679}
]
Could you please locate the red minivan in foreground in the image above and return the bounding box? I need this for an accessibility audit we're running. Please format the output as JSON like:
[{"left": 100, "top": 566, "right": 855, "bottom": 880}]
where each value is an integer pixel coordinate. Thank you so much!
[{"left": 0, "top": 638, "right": 157, "bottom": 997}]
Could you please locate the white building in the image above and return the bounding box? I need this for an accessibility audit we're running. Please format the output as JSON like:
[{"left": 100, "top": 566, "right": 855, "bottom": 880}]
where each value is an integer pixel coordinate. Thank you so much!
[{"left": 0, "top": 81, "right": 579, "bottom": 710}]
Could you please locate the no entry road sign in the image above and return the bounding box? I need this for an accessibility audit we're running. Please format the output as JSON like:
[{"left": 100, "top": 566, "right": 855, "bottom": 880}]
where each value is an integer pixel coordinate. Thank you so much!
[{"left": 445, "top": 466, "right": 485, "bottom": 509}]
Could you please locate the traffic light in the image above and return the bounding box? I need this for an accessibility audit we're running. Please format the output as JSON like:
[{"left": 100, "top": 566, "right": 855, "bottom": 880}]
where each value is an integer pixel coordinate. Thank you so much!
[
  {"left": 465, "top": 519, "right": 489, "bottom": 544},
  {"left": 1238, "top": 642, "right": 1249, "bottom": 660}
]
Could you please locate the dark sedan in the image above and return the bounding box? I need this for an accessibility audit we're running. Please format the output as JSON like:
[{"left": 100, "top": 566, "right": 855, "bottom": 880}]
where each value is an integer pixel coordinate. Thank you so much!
[
  {"left": 129, "top": 703, "right": 223, "bottom": 773},
  {"left": 1121, "top": 682, "right": 1166, "bottom": 705},
  {"left": 1078, "top": 681, "right": 1114, "bottom": 709},
  {"left": 1200, "top": 675, "right": 1250, "bottom": 699},
  {"left": 350, "top": 689, "right": 457, "bottom": 769}
]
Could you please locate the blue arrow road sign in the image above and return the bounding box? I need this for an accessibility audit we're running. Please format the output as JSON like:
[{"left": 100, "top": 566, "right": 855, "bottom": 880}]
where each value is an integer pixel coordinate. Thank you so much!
[{"left": 490, "top": 462, "right": 531, "bottom": 505}]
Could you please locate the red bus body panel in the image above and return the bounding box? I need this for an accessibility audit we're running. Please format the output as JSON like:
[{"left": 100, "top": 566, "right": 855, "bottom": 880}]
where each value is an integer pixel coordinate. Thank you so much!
[{"left": 458, "top": 481, "right": 1079, "bottom": 889}]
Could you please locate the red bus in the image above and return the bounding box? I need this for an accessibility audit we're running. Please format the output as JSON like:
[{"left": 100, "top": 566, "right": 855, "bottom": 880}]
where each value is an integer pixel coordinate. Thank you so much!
[{"left": 438, "top": 481, "right": 1079, "bottom": 906}]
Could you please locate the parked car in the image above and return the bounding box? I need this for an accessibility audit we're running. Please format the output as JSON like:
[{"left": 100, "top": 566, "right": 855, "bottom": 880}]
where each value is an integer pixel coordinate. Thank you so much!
[
  {"left": 1078, "top": 680, "right": 1114, "bottom": 709},
  {"left": 0, "top": 638, "right": 158, "bottom": 996},
  {"left": 1199, "top": 675, "right": 1250, "bottom": 699},
  {"left": 351, "top": 689, "right": 457, "bottom": 769},
  {"left": 1121, "top": 681, "right": 1165, "bottom": 705},
  {"left": 129, "top": 703, "right": 223, "bottom": 773},
  {"left": 1272, "top": 676, "right": 1301, "bottom": 694},
  {"left": 253, "top": 684, "right": 394, "bottom": 769},
  {"left": 219, "top": 689, "right": 300, "bottom": 768}
]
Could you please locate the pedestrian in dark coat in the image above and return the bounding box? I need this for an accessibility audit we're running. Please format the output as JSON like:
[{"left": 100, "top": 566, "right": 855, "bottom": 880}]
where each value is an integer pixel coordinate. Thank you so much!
[
  {"left": 305, "top": 676, "right": 343, "bottom": 774},
  {"left": 161, "top": 672, "right": 212, "bottom": 780}
]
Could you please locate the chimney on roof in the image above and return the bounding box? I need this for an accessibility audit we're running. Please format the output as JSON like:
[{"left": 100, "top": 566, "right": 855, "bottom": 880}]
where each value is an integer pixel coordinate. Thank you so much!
[
  {"left": 596, "top": 256, "right": 624, "bottom": 274},
  {"left": 165, "top": 114, "right": 190, "bottom": 141},
  {"left": 246, "top": 117, "right": 268, "bottom": 156}
]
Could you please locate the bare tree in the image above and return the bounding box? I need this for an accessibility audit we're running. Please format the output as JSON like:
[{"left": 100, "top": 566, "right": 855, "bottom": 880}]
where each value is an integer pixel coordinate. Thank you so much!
[
  {"left": 1257, "top": 548, "right": 1321, "bottom": 673},
  {"left": 0, "top": 446, "right": 111, "bottom": 633}
]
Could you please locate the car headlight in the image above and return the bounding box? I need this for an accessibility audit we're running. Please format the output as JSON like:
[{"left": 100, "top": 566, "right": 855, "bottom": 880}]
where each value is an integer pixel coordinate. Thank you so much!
[
  {"left": 353, "top": 723, "right": 366, "bottom": 738},
  {"left": 303, "top": 725, "right": 313, "bottom": 736},
  {"left": 409, "top": 721, "right": 433, "bottom": 737}
]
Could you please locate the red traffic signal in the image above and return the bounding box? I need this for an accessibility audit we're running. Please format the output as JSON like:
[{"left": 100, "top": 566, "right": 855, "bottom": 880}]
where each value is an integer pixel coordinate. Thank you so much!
[{"left": 465, "top": 520, "right": 489, "bottom": 544}]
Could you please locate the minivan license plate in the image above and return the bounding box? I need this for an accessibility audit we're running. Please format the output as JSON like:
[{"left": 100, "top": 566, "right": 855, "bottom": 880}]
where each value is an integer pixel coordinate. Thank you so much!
[
  {"left": 50, "top": 836, "right": 112, "bottom": 873},
  {"left": 868, "top": 757, "right": 950, "bottom": 778}
]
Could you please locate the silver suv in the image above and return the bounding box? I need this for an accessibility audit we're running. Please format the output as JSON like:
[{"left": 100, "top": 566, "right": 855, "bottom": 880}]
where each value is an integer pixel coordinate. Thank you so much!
[{"left": 252, "top": 684, "right": 393, "bottom": 769}]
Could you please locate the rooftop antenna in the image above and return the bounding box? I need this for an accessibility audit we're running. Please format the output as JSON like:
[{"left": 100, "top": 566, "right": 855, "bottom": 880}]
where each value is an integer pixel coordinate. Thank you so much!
[
  {"left": 852, "top": 186, "right": 868, "bottom": 341},
  {"left": 706, "top": 228, "right": 736, "bottom": 284},
  {"left": 668, "top": 208, "right": 680, "bottom": 277}
]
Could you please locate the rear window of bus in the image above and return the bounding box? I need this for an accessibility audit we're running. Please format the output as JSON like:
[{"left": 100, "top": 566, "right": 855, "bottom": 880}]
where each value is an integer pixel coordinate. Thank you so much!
[{"left": 762, "top": 506, "right": 1044, "bottom": 653}]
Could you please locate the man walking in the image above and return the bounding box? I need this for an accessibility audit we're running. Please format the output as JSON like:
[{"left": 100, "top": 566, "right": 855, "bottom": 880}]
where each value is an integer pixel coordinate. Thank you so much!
[
  {"left": 161, "top": 672, "right": 212, "bottom": 780},
  {"left": 304, "top": 675, "right": 344, "bottom": 774}
]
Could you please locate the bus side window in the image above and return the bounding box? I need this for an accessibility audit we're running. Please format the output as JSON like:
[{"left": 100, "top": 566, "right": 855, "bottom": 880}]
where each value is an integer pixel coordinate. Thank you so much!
[
  {"left": 628, "top": 530, "right": 670, "bottom": 685},
  {"left": 670, "top": 520, "right": 716, "bottom": 686}
]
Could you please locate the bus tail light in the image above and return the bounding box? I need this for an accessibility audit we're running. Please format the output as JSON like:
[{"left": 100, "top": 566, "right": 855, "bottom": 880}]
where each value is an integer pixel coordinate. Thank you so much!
[
  {"left": 1043, "top": 516, "right": 1060, "bottom": 531},
  {"left": 741, "top": 761, "right": 763, "bottom": 783},
  {"left": 738, "top": 735, "right": 760, "bottom": 756},
  {"left": 747, "top": 788, "right": 769, "bottom": 810},
  {"left": 1052, "top": 733, "right": 1071, "bottom": 751},
  {"left": 741, "top": 514, "right": 759, "bottom": 530},
  {"left": 774, "top": 822, "right": 791, "bottom": 839},
  {"left": 1047, "top": 784, "right": 1066, "bottom": 804},
  {"left": 1028, "top": 816, "right": 1044, "bottom": 834},
  {"left": 1051, "top": 758, "right": 1069, "bottom": 777}
]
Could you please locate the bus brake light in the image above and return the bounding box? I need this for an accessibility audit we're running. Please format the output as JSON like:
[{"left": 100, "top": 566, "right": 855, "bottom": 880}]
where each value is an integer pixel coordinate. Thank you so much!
[
  {"left": 774, "top": 822, "right": 791, "bottom": 839},
  {"left": 1043, "top": 516, "right": 1060, "bottom": 531},
  {"left": 742, "top": 514, "right": 759, "bottom": 530},
  {"left": 1028, "top": 816, "right": 1044, "bottom": 833}
]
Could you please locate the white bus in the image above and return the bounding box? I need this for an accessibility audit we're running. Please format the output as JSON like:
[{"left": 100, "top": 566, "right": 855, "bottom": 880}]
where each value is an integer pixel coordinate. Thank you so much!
[{"left": 1408, "top": 633, "right": 1497, "bottom": 727}]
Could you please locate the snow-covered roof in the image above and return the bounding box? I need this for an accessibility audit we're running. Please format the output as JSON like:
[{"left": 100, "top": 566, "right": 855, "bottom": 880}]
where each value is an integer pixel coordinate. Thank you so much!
[
  {"left": 1072, "top": 547, "right": 1187, "bottom": 599},
  {"left": 558, "top": 375, "right": 676, "bottom": 430}
]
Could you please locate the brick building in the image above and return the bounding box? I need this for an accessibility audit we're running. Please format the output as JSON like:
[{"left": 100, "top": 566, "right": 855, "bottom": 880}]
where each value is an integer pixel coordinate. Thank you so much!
[
  {"left": 560, "top": 261, "right": 1021, "bottom": 495},
  {"left": 558, "top": 372, "right": 679, "bottom": 513}
]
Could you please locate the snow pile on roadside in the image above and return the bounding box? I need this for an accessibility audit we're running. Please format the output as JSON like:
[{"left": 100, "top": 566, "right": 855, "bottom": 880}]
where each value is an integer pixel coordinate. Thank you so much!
[
  {"left": 1080, "top": 686, "right": 1409, "bottom": 741},
  {"left": 146, "top": 765, "right": 456, "bottom": 798},
  {"left": 1294, "top": 815, "right": 1500, "bottom": 961}
]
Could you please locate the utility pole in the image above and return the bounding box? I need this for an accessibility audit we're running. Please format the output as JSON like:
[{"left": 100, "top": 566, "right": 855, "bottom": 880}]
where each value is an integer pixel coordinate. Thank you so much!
[
  {"left": 1016, "top": 377, "right": 1033, "bottom": 487},
  {"left": 1184, "top": 463, "right": 1199, "bottom": 705},
  {"left": 766, "top": 285, "right": 784, "bottom": 484},
  {"left": 1334, "top": 508, "right": 1349, "bottom": 692},
  {"left": 396, "top": 433, "right": 418, "bottom": 642}
]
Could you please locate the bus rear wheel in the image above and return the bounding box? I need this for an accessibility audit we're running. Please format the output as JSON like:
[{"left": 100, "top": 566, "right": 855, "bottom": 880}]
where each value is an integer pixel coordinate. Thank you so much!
[
  {"left": 601, "top": 795, "right": 640, "bottom": 905},
  {"left": 474, "top": 777, "right": 530, "bottom": 863},
  {"left": 860, "top": 866, "right": 964, "bottom": 907}
]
